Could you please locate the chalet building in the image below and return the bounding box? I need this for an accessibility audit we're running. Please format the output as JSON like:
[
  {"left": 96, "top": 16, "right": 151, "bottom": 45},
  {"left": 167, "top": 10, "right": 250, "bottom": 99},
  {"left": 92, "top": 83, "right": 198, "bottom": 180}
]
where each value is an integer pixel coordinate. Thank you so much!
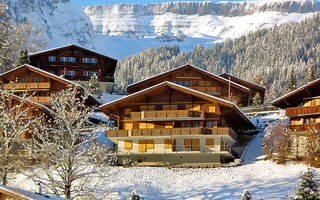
[
  {"left": 0, "top": 64, "right": 100, "bottom": 108},
  {"left": 0, "top": 184, "right": 65, "bottom": 200},
  {"left": 126, "top": 64, "right": 252, "bottom": 107},
  {"left": 100, "top": 81, "right": 255, "bottom": 166},
  {"left": 271, "top": 78, "right": 320, "bottom": 156},
  {"left": 29, "top": 44, "right": 117, "bottom": 92},
  {"left": 0, "top": 92, "right": 55, "bottom": 156},
  {"left": 219, "top": 73, "right": 265, "bottom": 105}
]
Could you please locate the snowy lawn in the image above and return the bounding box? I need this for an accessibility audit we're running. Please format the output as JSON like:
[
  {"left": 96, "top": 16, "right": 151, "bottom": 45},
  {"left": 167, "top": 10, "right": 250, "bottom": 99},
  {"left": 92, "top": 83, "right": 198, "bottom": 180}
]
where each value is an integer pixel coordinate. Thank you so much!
[{"left": 9, "top": 111, "right": 319, "bottom": 200}]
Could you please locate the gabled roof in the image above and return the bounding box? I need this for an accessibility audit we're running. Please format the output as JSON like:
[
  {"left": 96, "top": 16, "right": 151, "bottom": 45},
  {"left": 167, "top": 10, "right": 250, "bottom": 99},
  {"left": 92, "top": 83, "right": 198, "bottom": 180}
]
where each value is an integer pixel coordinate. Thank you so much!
[
  {"left": 29, "top": 44, "right": 117, "bottom": 63},
  {"left": 126, "top": 64, "right": 250, "bottom": 93},
  {"left": 0, "top": 64, "right": 101, "bottom": 106},
  {"left": 0, "top": 184, "right": 65, "bottom": 200},
  {"left": 101, "top": 81, "right": 255, "bottom": 130},
  {"left": 271, "top": 77, "right": 320, "bottom": 108},
  {"left": 1, "top": 91, "right": 56, "bottom": 117},
  {"left": 219, "top": 72, "right": 265, "bottom": 90}
]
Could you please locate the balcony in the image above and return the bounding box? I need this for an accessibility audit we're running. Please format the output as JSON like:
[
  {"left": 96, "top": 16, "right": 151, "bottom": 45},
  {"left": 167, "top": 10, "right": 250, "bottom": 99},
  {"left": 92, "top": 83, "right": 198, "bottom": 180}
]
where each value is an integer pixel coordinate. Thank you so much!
[
  {"left": 63, "top": 75, "right": 114, "bottom": 82},
  {"left": 130, "top": 110, "right": 204, "bottom": 121},
  {"left": 106, "top": 127, "right": 237, "bottom": 141},
  {"left": 3, "top": 82, "right": 51, "bottom": 90},
  {"left": 286, "top": 106, "right": 320, "bottom": 117},
  {"left": 288, "top": 123, "right": 320, "bottom": 132},
  {"left": 26, "top": 96, "right": 51, "bottom": 104}
]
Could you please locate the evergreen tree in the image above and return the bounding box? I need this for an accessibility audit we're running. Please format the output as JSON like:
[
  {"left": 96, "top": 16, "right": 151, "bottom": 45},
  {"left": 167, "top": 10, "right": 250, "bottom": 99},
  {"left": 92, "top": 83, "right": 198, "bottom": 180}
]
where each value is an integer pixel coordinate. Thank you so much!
[
  {"left": 308, "top": 59, "right": 316, "bottom": 82},
  {"left": 85, "top": 73, "right": 102, "bottom": 97},
  {"left": 16, "top": 48, "right": 29, "bottom": 66},
  {"left": 241, "top": 190, "right": 252, "bottom": 200},
  {"left": 252, "top": 93, "right": 262, "bottom": 106},
  {"left": 294, "top": 168, "right": 320, "bottom": 200},
  {"left": 288, "top": 68, "right": 296, "bottom": 92}
]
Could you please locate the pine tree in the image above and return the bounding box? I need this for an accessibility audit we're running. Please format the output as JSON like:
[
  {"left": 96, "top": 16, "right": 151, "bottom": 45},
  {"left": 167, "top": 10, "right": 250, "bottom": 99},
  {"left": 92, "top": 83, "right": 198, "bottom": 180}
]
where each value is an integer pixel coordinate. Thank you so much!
[
  {"left": 16, "top": 48, "right": 29, "bottom": 66},
  {"left": 288, "top": 68, "right": 296, "bottom": 92},
  {"left": 252, "top": 93, "right": 262, "bottom": 106},
  {"left": 85, "top": 73, "right": 102, "bottom": 97},
  {"left": 308, "top": 59, "right": 316, "bottom": 82},
  {"left": 294, "top": 168, "right": 320, "bottom": 200},
  {"left": 241, "top": 190, "right": 252, "bottom": 200}
]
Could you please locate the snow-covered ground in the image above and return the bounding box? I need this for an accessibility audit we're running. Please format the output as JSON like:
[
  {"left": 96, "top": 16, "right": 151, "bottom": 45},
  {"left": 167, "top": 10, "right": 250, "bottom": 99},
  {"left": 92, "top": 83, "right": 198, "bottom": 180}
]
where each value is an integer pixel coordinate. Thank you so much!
[{"left": 9, "top": 110, "right": 319, "bottom": 200}]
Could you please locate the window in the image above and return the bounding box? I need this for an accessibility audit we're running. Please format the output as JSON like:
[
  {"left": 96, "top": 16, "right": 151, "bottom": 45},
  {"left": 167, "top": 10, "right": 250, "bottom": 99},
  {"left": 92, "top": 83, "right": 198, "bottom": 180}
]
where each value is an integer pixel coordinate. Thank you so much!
[
  {"left": 125, "top": 123, "right": 133, "bottom": 130},
  {"left": 207, "top": 121, "right": 214, "bottom": 128},
  {"left": 139, "top": 140, "right": 153, "bottom": 152},
  {"left": 184, "top": 139, "right": 199, "bottom": 151},
  {"left": 91, "top": 72, "right": 98, "bottom": 76},
  {"left": 178, "top": 81, "right": 184, "bottom": 85},
  {"left": 32, "top": 77, "right": 41, "bottom": 82},
  {"left": 139, "top": 123, "right": 147, "bottom": 129},
  {"left": 83, "top": 71, "right": 91, "bottom": 77},
  {"left": 184, "top": 81, "right": 190, "bottom": 86},
  {"left": 60, "top": 57, "right": 68, "bottom": 62},
  {"left": 68, "top": 57, "right": 75, "bottom": 62},
  {"left": 165, "top": 122, "right": 173, "bottom": 129},
  {"left": 147, "top": 140, "right": 154, "bottom": 149},
  {"left": 164, "top": 140, "right": 172, "bottom": 149},
  {"left": 185, "top": 122, "right": 200, "bottom": 128},
  {"left": 17, "top": 77, "right": 26, "bottom": 83},
  {"left": 61, "top": 70, "right": 75, "bottom": 76},
  {"left": 173, "top": 81, "right": 177, "bottom": 84},
  {"left": 82, "top": 58, "right": 90, "bottom": 63},
  {"left": 206, "top": 139, "right": 214, "bottom": 148},
  {"left": 208, "top": 106, "right": 216, "bottom": 113},
  {"left": 124, "top": 140, "right": 132, "bottom": 150},
  {"left": 304, "top": 118, "right": 311, "bottom": 124},
  {"left": 48, "top": 56, "right": 56, "bottom": 62},
  {"left": 90, "top": 58, "right": 97, "bottom": 63}
]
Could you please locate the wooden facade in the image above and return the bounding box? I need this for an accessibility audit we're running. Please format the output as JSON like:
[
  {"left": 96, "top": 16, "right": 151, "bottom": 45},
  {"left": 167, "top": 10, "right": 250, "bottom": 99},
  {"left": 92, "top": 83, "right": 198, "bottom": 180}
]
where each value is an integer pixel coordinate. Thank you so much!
[
  {"left": 126, "top": 64, "right": 251, "bottom": 107},
  {"left": 271, "top": 78, "right": 320, "bottom": 156},
  {"left": 219, "top": 73, "right": 265, "bottom": 105},
  {"left": 0, "top": 92, "right": 54, "bottom": 156},
  {"left": 29, "top": 44, "right": 117, "bottom": 92},
  {"left": 100, "top": 81, "right": 255, "bottom": 166},
  {"left": 0, "top": 64, "right": 100, "bottom": 108}
]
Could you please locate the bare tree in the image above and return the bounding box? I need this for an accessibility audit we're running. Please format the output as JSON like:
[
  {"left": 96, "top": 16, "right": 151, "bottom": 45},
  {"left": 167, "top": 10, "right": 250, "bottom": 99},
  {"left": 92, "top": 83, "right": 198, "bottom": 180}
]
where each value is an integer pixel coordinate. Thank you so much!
[
  {"left": 29, "top": 86, "right": 105, "bottom": 199},
  {"left": 0, "top": 89, "right": 42, "bottom": 185},
  {"left": 263, "top": 121, "right": 293, "bottom": 163},
  {"left": 304, "top": 129, "right": 320, "bottom": 167},
  {"left": 0, "top": 1, "right": 47, "bottom": 72}
]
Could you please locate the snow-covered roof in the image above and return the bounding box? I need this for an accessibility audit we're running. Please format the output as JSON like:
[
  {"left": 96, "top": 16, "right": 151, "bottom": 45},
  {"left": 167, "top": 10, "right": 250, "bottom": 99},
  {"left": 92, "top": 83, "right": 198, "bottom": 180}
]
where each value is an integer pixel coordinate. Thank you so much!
[
  {"left": 271, "top": 77, "right": 320, "bottom": 106},
  {"left": 219, "top": 72, "right": 265, "bottom": 90},
  {"left": 29, "top": 44, "right": 117, "bottom": 62},
  {"left": 0, "top": 91, "right": 57, "bottom": 117},
  {"left": 126, "top": 64, "right": 250, "bottom": 92},
  {"left": 102, "top": 81, "right": 255, "bottom": 129},
  {"left": 0, "top": 64, "right": 101, "bottom": 105},
  {"left": 0, "top": 184, "right": 66, "bottom": 200}
]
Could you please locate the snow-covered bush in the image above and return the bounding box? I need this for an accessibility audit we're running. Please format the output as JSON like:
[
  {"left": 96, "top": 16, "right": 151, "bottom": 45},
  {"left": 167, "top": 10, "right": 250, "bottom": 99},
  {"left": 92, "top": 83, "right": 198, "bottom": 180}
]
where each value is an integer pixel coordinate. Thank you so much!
[{"left": 122, "top": 156, "right": 137, "bottom": 167}]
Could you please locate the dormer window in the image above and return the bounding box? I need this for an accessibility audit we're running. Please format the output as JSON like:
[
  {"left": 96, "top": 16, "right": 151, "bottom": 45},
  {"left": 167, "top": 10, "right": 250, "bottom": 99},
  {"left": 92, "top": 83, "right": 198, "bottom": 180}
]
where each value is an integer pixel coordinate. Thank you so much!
[{"left": 48, "top": 56, "right": 56, "bottom": 62}]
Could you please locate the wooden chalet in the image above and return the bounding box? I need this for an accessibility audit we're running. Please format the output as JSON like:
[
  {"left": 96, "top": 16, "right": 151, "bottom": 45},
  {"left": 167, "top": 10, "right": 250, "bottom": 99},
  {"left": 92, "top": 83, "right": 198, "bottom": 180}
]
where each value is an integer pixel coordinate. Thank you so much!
[
  {"left": 0, "top": 91, "right": 55, "bottom": 156},
  {"left": 271, "top": 78, "right": 320, "bottom": 156},
  {"left": 219, "top": 73, "right": 265, "bottom": 105},
  {"left": 29, "top": 44, "right": 117, "bottom": 92},
  {"left": 0, "top": 64, "right": 100, "bottom": 108},
  {"left": 100, "top": 81, "right": 255, "bottom": 166},
  {"left": 0, "top": 184, "right": 65, "bottom": 200},
  {"left": 126, "top": 64, "right": 251, "bottom": 107}
]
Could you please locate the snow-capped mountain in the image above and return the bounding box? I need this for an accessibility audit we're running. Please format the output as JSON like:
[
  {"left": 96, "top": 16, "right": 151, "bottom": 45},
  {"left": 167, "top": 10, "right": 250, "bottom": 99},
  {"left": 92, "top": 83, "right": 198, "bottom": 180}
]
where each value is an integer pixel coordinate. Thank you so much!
[{"left": 7, "top": 0, "right": 320, "bottom": 59}]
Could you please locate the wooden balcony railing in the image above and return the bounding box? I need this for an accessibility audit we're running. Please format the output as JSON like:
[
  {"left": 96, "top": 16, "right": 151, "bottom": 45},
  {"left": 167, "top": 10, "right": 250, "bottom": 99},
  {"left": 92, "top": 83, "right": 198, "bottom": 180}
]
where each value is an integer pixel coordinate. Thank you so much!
[
  {"left": 288, "top": 123, "right": 320, "bottom": 132},
  {"left": 63, "top": 75, "right": 114, "bottom": 82},
  {"left": 106, "top": 127, "right": 237, "bottom": 141},
  {"left": 3, "top": 82, "right": 51, "bottom": 90},
  {"left": 26, "top": 96, "right": 51, "bottom": 103},
  {"left": 286, "top": 106, "right": 320, "bottom": 116},
  {"left": 130, "top": 110, "right": 204, "bottom": 121}
]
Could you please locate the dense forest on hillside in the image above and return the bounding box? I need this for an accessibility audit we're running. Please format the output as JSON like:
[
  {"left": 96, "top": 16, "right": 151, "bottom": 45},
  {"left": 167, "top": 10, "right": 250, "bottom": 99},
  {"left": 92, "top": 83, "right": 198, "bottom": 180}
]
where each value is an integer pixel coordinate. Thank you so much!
[{"left": 115, "top": 13, "right": 320, "bottom": 102}]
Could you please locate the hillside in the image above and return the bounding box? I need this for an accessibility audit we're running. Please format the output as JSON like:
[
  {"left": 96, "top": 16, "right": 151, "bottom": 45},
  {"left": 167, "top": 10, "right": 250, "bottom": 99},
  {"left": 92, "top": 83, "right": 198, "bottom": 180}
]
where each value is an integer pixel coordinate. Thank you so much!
[{"left": 115, "top": 12, "right": 320, "bottom": 100}]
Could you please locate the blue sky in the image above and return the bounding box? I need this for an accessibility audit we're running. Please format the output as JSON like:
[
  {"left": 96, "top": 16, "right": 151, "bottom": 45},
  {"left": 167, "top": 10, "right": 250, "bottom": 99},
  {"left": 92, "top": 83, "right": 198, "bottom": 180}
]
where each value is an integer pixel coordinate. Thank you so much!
[{"left": 73, "top": 0, "right": 222, "bottom": 6}]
